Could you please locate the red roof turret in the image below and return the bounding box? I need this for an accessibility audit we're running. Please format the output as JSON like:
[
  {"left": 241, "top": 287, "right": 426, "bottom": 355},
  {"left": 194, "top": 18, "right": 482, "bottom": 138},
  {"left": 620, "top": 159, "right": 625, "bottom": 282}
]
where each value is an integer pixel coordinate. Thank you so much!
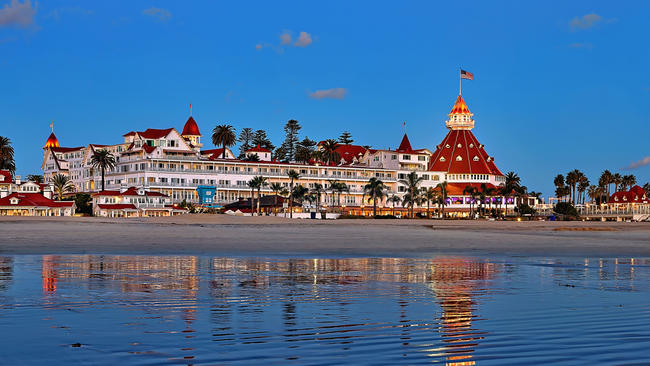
[
  {"left": 450, "top": 95, "right": 471, "bottom": 115},
  {"left": 44, "top": 132, "right": 59, "bottom": 148},
  {"left": 181, "top": 116, "right": 201, "bottom": 136},
  {"left": 397, "top": 134, "right": 413, "bottom": 152}
]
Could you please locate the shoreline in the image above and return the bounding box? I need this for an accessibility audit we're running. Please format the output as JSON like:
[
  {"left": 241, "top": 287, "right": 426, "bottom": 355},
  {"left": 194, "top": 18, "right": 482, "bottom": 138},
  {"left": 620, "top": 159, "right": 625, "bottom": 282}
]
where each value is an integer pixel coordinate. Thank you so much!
[{"left": 2, "top": 214, "right": 649, "bottom": 258}]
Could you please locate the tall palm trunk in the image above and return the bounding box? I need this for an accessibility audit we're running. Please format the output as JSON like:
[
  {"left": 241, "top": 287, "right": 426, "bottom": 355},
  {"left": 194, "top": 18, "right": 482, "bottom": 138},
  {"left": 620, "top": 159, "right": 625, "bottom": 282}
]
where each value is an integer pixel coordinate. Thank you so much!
[
  {"left": 372, "top": 193, "right": 377, "bottom": 216},
  {"left": 101, "top": 167, "right": 105, "bottom": 191},
  {"left": 250, "top": 187, "right": 255, "bottom": 215},
  {"left": 257, "top": 188, "right": 261, "bottom": 215},
  {"left": 289, "top": 181, "right": 294, "bottom": 218}
]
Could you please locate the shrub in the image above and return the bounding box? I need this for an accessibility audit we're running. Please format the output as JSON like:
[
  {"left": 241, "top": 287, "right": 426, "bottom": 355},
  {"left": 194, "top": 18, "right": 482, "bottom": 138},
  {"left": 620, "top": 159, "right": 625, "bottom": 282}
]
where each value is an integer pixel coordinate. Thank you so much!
[
  {"left": 553, "top": 202, "right": 579, "bottom": 218},
  {"left": 74, "top": 193, "right": 93, "bottom": 215}
]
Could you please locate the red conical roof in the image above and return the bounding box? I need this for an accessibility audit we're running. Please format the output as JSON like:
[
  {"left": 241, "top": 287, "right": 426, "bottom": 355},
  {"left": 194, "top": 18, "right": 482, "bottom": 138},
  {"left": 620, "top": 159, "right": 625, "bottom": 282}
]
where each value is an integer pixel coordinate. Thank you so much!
[
  {"left": 181, "top": 116, "right": 201, "bottom": 136},
  {"left": 397, "top": 133, "right": 413, "bottom": 152},
  {"left": 428, "top": 129, "right": 503, "bottom": 176},
  {"left": 450, "top": 95, "right": 471, "bottom": 115},
  {"left": 44, "top": 132, "right": 59, "bottom": 148}
]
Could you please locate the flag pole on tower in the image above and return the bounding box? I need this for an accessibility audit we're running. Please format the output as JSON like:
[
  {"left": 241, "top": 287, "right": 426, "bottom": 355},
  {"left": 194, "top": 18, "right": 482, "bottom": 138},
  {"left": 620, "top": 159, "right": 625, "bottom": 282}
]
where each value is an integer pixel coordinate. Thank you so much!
[
  {"left": 50, "top": 121, "right": 54, "bottom": 132},
  {"left": 190, "top": 103, "right": 192, "bottom": 116}
]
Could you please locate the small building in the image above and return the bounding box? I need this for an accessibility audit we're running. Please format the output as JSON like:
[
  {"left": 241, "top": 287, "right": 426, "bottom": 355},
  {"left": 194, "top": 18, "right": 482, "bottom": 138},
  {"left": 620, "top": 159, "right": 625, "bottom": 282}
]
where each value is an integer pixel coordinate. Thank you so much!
[
  {"left": 609, "top": 186, "right": 650, "bottom": 204},
  {"left": 0, "top": 171, "right": 75, "bottom": 216},
  {"left": 244, "top": 145, "right": 273, "bottom": 161},
  {"left": 92, "top": 186, "right": 187, "bottom": 217},
  {"left": 196, "top": 185, "right": 218, "bottom": 206}
]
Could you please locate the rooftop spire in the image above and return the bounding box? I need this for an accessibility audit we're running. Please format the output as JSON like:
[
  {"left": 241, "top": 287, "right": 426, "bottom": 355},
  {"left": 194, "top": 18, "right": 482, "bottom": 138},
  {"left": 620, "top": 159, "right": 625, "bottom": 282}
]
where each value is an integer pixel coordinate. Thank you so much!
[{"left": 445, "top": 95, "right": 474, "bottom": 130}]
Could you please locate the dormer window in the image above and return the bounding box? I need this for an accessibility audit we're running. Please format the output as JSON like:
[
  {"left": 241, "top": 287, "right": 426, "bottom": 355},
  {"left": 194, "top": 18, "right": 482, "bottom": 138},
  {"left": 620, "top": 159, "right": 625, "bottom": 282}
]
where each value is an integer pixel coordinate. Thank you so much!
[
  {"left": 456, "top": 155, "right": 463, "bottom": 161},
  {"left": 440, "top": 157, "right": 446, "bottom": 162},
  {"left": 473, "top": 156, "right": 479, "bottom": 161},
  {"left": 457, "top": 143, "right": 462, "bottom": 148},
  {"left": 9, "top": 198, "right": 19, "bottom": 205},
  {"left": 445, "top": 144, "right": 450, "bottom": 148},
  {"left": 469, "top": 143, "right": 474, "bottom": 148}
]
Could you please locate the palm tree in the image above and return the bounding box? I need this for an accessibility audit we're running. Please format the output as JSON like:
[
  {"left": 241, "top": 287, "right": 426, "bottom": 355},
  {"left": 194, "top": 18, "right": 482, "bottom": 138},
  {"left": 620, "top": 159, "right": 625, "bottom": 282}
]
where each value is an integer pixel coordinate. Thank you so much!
[
  {"left": 423, "top": 187, "right": 437, "bottom": 219},
  {"left": 480, "top": 183, "right": 496, "bottom": 217},
  {"left": 26, "top": 174, "right": 44, "bottom": 183},
  {"left": 319, "top": 139, "right": 340, "bottom": 165},
  {"left": 269, "top": 182, "right": 284, "bottom": 215},
  {"left": 436, "top": 181, "right": 448, "bottom": 218},
  {"left": 253, "top": 176, "right": 268, "bottom": 215},
  {"left": 621, "top": 174, "right": 636, "bottom": 191},
  {"left": 565, "top": 169, "right": 581, "bottom": 204},
  {"left": 398, "top": 171, "right": 424, "bottom": 218},
  {"left": 577, "top": 176, "right": 590, "bottom": 205},
  {"left": 0, "top": 136, "right": 15, "bottom": 175},
  {"left": 363, "top": 177, "right": 386, "bottom": 217},
  {"left": 287, "top": 170, "right": 300, "bottom": 218},
  {"left": 247, "top": 178, "right": 259, "bottom": 214},
  {"left": 52, "top": 174, "right": 74, "bottom": 200},
  {"left": 502, "top": 172, "right": 521, "bottom": 216},
  {"left": 291, "top": 185, "right": 308, "bottom": 211},
  {"left": 463, "top": 185, "right": 479, "bottom": 219},
  {"left": 327, "top": 179, "right": 340, "bottom": 208},
  {"left": 388, "top": 195, "right": 401, "bottom": 216},
  {"left": 612, "top": 173, "right": 622, "bottom": 193},
  {"left": 587, "top": 185, "right": 602, "bottom": 205},
  {"left": 401, "top": 188, "right": 423, "bottom": 219},
  {"left": 643, "top": 183, "right": 650, "bottom": 197},
  {"left": 211, "top": 125, "right": 236, "bottom": 159},
  {"left": 599, "top": 170, "right": 613, "bottom": 198},
  {"left": 333, "top": 182, "right": 349, "bottom": 211},
  {"left": 90, "top": 149, "right": 117, "bottom": 191},
  {"left": 553, "top": 174, "right": 566, "bottom": 202},
  {"left": 311, "top": 183, "right": 325, "bottom": 213}
]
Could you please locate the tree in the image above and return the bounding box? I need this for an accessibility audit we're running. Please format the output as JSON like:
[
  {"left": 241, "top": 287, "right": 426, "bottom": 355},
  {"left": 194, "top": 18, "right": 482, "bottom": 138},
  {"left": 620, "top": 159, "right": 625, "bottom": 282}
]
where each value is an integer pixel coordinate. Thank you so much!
[
  {"left": 422, "top": 187, "right": 438, "bottom": 219},
  {"left": 252, "top": 130, "right": 275, "bottom": 151},
  {"left": 247, "top": 178, "right": 258, "bottom": 214},
  {"left": 26, "top": 174, "right": 44, "bottom": 183},
  {"left": 52, "top": 174, "right": 74, "bottom": 200},
  {"left": 599, "top": 170, "right": 613, "bottom": 198},
  {"left": 273, "top": 146, "right": 287, "bottom": 162},
  {"left": 332, "top": 181, "right": 349, "bottom": 210},
  {"left": 338, "top": 131, "right": 354, "bottom": 144},
  {"left": 281, "top": 119, "right": 301, "bottom": 162},
  {"left": 238, "top": 128, "right": 254, "bottom": 158},
  {"left": 253, "top": 176, "right": 268, "bottom": 215},
  {"left": 388, "top": 195, "right": 401, "bottom": 216},
  {"left": 612, "top": 173, "right": 622, "bottom": 193},
  {"left": 565, "top": 170, "right": 580, "bottom": 205},
  {"left": 311, "top": 183, "right": 325, "bottom": 213},
  {"left": 242, "top": 153, "right": 260, "bottom": 162},
  {"left": 319, "top": 139, "right": 340, "bottom": 165},
  {"left": 295, "top": 137, "right": 316, "bottom": 164},
  {"left": 480, "top": 183, "right": 496, "bottom": 216},
  {"left": 363, "top": 177, "right": 386, "bottom": 217},
  {"left": 211, "top": 125, "right": 236, "bottom": 159},
  {"left": 74, "top": 193, "right": 92, "bottom": 215},
  {"left": 291, "top": 185, "right": 308, "bottom": 210},
  {"left": 621, "top": 174, "right": 636, "bottom": 191},
  {"left": 643, "top": 183, "right": 650, "bottom": 197},
  {"left": 269, "top": 182, "right": 284, "bottom": 215},
  {"left": 287, "top": 170, "right": 300, "bottom": 218},
  {"left": 90, "top": 149, "right": 116, "bottom": 191},
  {"left": 501, "top": 172, "right": 521, "bottom": 217},
  {"left": 463, "top": 185, "right": 479, "bottom": 219},
  {"left": 435, "top": 181, "right": 448, "bottom": 218},
  {"left": 399, "top": 171, "right": 424, "bottom": 218},
  {"left": 0, "top": 136, "right": 15, "bottom": 174},
  {"left": 587, "top": 185, "right": 603, "bottom": 205},
  {"left": 553, "top": 174, "right": 566, "bottom": 201},
  {"left": 577, "top": 176, "right": 590, "bottom": 205}
]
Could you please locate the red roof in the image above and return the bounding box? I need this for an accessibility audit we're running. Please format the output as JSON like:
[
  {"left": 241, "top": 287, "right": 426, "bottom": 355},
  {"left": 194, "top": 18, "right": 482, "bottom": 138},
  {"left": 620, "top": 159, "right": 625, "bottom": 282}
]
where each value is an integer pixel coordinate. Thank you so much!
[
  {"left": 428, "top": 129, "right": 503, "bottom": 176},
  {"left": 50, "top": 146, "right": 84, "bottom": 153},
  {"left": 201, "top": 148, "right": 224, "bottom": 156},
  {"left": 397, "top": 134, "right": 413, "bottom": 152},
  {"left": 335, "top": 144, "right": 367, "bottom": 164},
  {"left": 0, "top": 170, "right": 11, "bottom": 183},
  {"left": 137, "top": 128, "right": 174, "bottom": 139},
  {"left": 246, "top": 145, "right": 271, "bottom": 153},
  {"left": 97, "top": 204, "right": 138, "bottom": 210},
  {"left": 0, "top": 193, "right": 74, "bottom": 208},
  {"left": 123, "top": 131, "right": 136, "bottom": 137},
  {"left": 44, "top": 132, "right": 59, "bottom": 148},
  {"left": 181, "top": 116, "right": 201, "bottom": 136},
  {"left": 142, "top": 144, "right": 156, "bottom": 154},
  {"left": 608, "top": 186, "right": 649, "bottom": 204},
  {"left": 450, "top": 95, "right": 471, "bottom": 115}
]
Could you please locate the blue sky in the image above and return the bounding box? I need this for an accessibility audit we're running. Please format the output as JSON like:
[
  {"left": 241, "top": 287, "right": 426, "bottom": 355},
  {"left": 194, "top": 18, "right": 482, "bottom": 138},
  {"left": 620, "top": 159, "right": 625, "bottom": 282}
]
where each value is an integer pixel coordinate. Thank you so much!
[{"left": 1, "top": 1, "right": 649, "bottom": 196}]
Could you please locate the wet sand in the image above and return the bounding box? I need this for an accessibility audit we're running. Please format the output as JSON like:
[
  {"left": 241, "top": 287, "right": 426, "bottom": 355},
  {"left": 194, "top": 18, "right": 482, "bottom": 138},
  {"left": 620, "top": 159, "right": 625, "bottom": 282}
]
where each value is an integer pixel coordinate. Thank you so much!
[{"left": 1, "top": 215, "right": 649, "bottom": 257}]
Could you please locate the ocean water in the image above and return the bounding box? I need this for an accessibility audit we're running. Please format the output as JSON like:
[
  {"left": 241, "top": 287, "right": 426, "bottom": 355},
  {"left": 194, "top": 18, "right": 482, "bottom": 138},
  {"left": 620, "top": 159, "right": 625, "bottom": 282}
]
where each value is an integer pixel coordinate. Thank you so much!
[{"left": 1, "top": 255, "right": 649, "bottom": 365}]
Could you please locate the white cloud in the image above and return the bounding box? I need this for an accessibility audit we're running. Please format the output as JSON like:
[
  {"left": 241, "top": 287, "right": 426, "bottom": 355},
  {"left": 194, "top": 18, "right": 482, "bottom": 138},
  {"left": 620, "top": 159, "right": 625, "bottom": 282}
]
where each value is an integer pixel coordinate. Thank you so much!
[
  {"left": 568, "top": 42, "right": 593, "bottom": 49},
  {"left": 569, "top": 13, "right": 602, "bottom": 30},
  {"left": 294, "top": 31, "right": 312, "bottom": 47},
  {"left": 0, "top": 0, "right": 37, "bottom": 28},
  {"left": 309, "top": 88, "right": 347, "bottom": 100},
  {"left": 142, "top": 7, "right": 171, "bottom": 22},
  {"left": 625, "top": 156, "right": 650, "bottom": 170},
  {"left": 280, "top": 31, "right": 292, "bottom": 45}
]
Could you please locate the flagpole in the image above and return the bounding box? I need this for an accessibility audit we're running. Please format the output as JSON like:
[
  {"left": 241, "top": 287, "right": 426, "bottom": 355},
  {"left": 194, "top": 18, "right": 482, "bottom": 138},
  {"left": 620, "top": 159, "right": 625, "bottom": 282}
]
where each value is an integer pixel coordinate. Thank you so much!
[{"left": 459, "top": 68, "right": 461, "bottom": 95}]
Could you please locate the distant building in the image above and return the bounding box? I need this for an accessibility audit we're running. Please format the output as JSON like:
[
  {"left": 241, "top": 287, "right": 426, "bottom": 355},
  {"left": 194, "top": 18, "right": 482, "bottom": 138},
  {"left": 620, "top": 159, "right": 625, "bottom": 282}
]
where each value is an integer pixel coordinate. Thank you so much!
[
  {"left": 92, "top": 186, "right": 186, "bottom": 217},
  {"left": 0, "top": 171, "right": 75, "bottom": 216},
  {"left": 609, "top": 185, "right": 650, "bottom": 204}
]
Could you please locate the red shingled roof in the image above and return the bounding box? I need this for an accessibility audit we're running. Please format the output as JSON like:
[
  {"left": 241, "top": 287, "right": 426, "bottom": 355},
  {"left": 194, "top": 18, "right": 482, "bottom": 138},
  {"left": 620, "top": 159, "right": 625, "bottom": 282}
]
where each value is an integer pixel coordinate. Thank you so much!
[
  {"left": 50, "top": 146, "right": 85, "bottom": 153},
  {"left": 0, "top": 170, "right": 11, "bottom": 183},
  {"left": 450, "top": 95, "right": 471, "bottom": 115},
  {"left": 335, "top": 144, "right": 367, "bottom": 164},
  {"left": 142, "top": 144, "right": 156, "bottom": 154},
  {"left": 137, "top": 128, "right": 174, "bottom": 139},
  {"left": 0, "top": 193, "right": 74, "bottom": 208},
  {"left": 397, "top": 134, "right": 414, "bottom": 153},
  {"left": 608, "top": 186, "right": 649, "bottom": 204},
  {"left": 246, "top": 145, "right": 271, "bottom": 153},
  {"left": 428, "top": 129, "right": 503, "bottom": 176},
  {"left": 44, "top": 132, "right": 59, "bottom": 148},
  {"left": 97, "top": 203, "right": 138, "bottom": 210},
  {"left": 181, "top": 116, "right": 201, "bottom": 136}
]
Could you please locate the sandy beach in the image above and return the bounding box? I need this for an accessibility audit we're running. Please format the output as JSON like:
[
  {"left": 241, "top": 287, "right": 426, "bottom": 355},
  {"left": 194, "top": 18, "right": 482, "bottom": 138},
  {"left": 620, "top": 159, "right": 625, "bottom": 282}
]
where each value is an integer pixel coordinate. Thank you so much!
[{"left": 1, "top": 214, "right": 649, "bottom": 257}]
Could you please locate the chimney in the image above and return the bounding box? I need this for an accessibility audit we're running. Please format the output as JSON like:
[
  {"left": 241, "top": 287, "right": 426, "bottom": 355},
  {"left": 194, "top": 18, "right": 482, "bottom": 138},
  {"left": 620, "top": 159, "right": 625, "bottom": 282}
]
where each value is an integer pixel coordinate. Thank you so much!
[
  {"left": 43, "top": 184, "right": 53, "bottom": 199},
  {"left": 14, "top": 175, "right": 21, "bottom": 185}
]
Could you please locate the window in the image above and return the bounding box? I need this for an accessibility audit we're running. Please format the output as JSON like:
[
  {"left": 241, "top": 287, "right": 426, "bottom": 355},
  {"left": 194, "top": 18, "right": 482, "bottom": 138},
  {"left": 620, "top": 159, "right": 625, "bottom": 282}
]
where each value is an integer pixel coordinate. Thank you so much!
[
  {"left": 402, "top": 155, "right": 411, "bottom": 160},
  {"left": 418, "top": 156, "right": 426, "bottom": 161},
  {"left": 456, "top": 156, "right": 463, "bottom": 161},
  {"left": 473, "top": 156, "right": 479, "bottom": 161},
  {"left": 391, "top": 155, "right": 397, "bottom": 160},
  {"left": 440, "top": 157, "right": 446, "bottom": 162},
  {"left": 398, "top": 173, "right": 406, "bottom": 179}
]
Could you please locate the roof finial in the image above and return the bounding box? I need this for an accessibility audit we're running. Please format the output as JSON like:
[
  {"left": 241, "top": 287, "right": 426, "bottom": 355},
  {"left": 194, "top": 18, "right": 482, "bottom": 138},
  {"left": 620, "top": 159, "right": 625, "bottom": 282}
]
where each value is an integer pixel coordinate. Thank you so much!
[
  {"left": 189, "top": 102, "right": 192, "bottom": 116},
  {"left": 50, "top": 120, "right": 54, "bottom": 133}
]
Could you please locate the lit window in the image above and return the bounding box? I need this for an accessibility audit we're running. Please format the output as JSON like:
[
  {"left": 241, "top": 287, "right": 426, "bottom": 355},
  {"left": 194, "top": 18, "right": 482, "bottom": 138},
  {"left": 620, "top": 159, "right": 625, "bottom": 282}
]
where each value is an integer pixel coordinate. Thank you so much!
[{"left": 456, "top": 156, "right": 463, "bottom": 161}]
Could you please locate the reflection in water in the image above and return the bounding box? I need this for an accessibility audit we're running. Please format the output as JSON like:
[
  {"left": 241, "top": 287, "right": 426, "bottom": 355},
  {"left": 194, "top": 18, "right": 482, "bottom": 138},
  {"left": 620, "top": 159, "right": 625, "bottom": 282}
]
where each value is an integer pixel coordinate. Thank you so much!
[{"left": 0, "top": 255, "right": 649, "bottom": 364}]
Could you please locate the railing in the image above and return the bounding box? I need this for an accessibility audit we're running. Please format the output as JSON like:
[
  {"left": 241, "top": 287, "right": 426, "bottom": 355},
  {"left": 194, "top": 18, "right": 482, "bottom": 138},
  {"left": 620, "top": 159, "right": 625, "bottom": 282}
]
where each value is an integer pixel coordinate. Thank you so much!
[
  {"left": 534, "top": 203, "right": 650, "bottom": 216},
  {"left": 142, "top": 166, "right": 396, "bottom": 181}
]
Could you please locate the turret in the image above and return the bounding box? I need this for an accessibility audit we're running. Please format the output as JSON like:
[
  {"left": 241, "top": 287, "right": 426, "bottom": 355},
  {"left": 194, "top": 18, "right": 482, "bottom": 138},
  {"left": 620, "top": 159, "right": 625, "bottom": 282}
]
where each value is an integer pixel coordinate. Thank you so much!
[
  {"left": 445, "top": 95, "right": 474, "bottom": 130},
  {"left": 44, "top": 132, "right": 60, "bottom": 149},
  {"left": 181, "top": 116, "right": 202, "bottom": 150}
]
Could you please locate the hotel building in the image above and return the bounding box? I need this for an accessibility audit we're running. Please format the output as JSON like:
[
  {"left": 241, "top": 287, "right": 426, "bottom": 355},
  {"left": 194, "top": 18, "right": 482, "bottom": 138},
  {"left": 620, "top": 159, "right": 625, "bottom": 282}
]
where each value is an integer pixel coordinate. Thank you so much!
[{"left": 41, "top": 94, "right": 511, "bottom": 215}]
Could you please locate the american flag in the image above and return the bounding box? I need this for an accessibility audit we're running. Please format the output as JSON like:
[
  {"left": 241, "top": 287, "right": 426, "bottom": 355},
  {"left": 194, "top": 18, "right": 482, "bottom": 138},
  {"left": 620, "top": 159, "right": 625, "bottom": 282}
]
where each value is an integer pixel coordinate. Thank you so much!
[{"left": 460, "top": 69, "right": 474, "bottom": 80}]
